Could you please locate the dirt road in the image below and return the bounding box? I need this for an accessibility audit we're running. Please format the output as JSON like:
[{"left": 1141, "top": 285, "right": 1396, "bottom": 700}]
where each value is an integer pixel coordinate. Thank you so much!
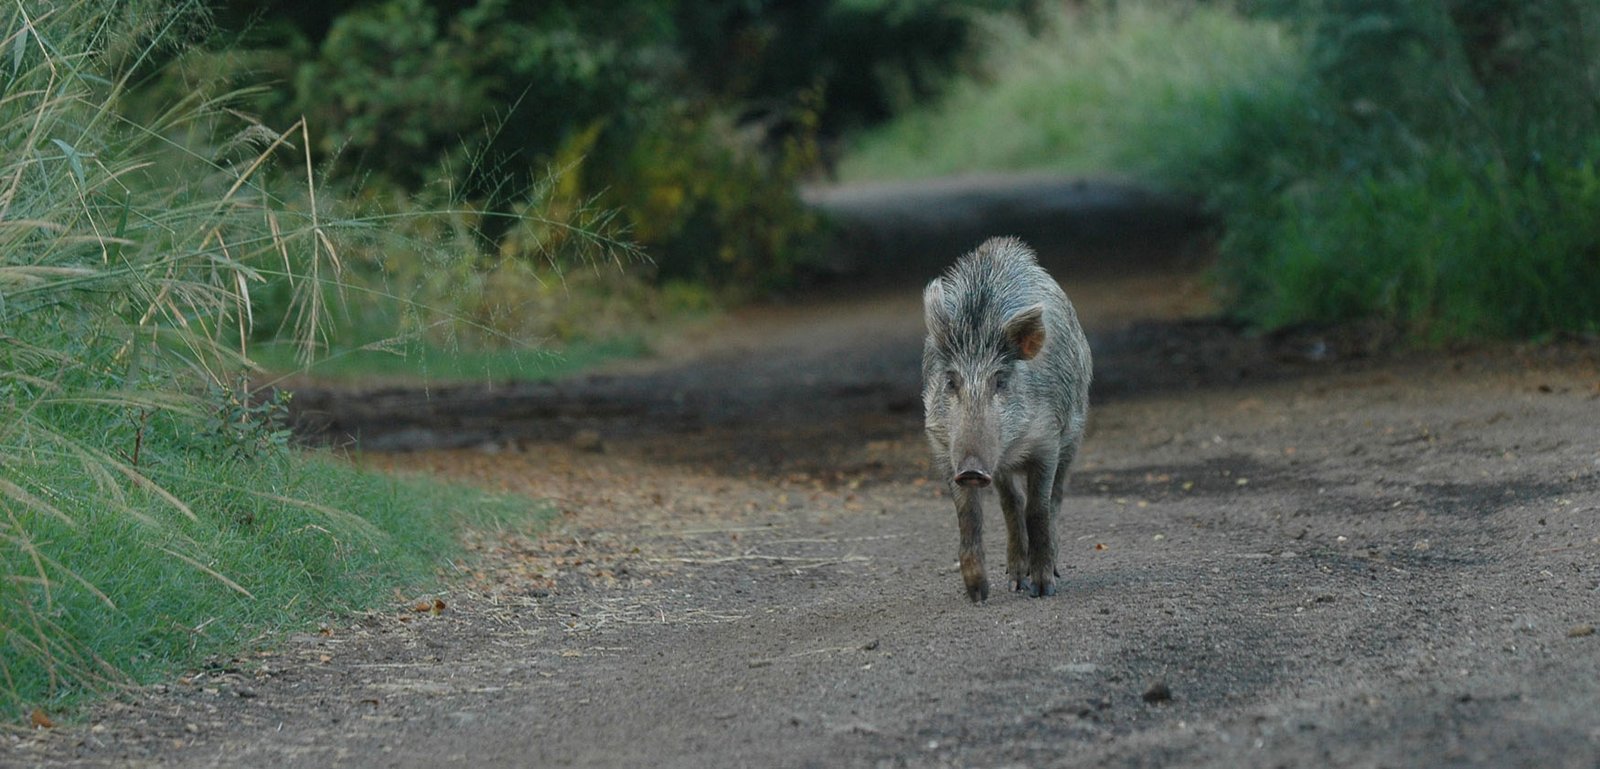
[{"left": 16, "top": 178, "right": 1600, "bottom": 768}]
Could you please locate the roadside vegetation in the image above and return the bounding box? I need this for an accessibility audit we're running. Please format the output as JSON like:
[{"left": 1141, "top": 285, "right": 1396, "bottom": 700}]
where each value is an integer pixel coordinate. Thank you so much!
[
  {"left": 195, "top": 0, "right": 1027, "bottom": 311},
  {"left": 839, "top": 2, "right": 1303, "bottom": 183},
  {"left": 0, "top": 1, "right": 539, "bottom": 718},
  {"left": 842, "top": 0, "right": 1600, "bottom": 341}
]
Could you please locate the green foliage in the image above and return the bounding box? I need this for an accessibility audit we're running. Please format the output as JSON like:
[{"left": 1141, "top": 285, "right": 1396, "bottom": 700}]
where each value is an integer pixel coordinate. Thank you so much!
[
  {"left": 0, "top": 0, "right": 540, "bottom": 717},
  {"left": 604, "top": 109, "right": 824, "bottom": 292},
  {"left": 194, "top": 0, "right": 791, "bottom": 290},
  {"left": 198, "top": 0, "right": 1022, "bottom": 293},
  {"left": 838, "top": 1, "right": 1304, "bottom": 181},
  {"left": 1, "top": 436, "right": 535, "bottom": 714},
  {"left": 202, "top": 377, "right": 294, "bottom": 461},
  {"left": 843, "top": 0, "right": 1600, "bottom": 340},
  {"left": 241, "top": 161, "right": 646, "bottom": 367},
  {"left": 278, "top": 0, "right": 666, "bottom": 191},
  {"left": 1217, "top": 150, "right": 1600, "bottom": 338},
  {"left": 1208, "top": 0, "right": 1600, "bottom": 339}
]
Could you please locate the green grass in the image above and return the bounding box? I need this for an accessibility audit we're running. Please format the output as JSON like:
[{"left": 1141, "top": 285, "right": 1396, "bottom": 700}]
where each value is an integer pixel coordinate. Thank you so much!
[
  {"left": 1216, "top": 145, "right": 1600, "bottom": 340},
  {"left": 1204, "top": 1, "right": 1600, "bottom": 339},
  {"left": 838, "top": 1, "right": 1303, "bottom": 183},
  {"left": 0, "top": 0, "right": 571, "bottom": 721},
  {"left": 3, "top": 437, "right": 543, "bottom": 714}
]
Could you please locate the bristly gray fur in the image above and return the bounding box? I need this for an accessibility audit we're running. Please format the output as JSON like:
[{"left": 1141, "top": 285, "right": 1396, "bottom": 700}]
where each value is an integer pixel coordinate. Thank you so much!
[
  {"left": 926, "top": 239, "right": 1051, "bottom": 364},
  {"left": 920, "top": 236, "right": 1092, "bottom": 601}
]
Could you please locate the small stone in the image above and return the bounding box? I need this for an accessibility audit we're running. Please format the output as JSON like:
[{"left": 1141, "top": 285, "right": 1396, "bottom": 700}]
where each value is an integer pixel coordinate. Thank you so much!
[
  {"left": 1143, "top": 681, "right": 1173, "bottom": 704},
  {"left": 861, "top": 639, "right": 880, "bottom": 651},
  {"left": 1567, "top": 624, "right": 1595, "bottom": 638}
]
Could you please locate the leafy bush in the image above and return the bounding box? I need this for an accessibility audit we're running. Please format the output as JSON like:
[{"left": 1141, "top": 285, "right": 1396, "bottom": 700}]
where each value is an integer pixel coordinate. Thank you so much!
[
  {"left": 1216, "top": 150, "right": 1600, "bottom": 337},
  {"left": 843, "top": 0, "right": 1600, "bottom": 340},
  {"left": 200, "top": 0, "right": 1023, "bottom": 293},
  {"left": 1210, "top": 0, "right": 1600, "bottom": 338}
]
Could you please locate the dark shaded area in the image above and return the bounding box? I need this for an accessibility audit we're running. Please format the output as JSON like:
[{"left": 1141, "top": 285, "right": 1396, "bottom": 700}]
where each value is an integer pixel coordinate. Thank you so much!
[
  {"left": 193, "top": 0, "right": 1034, "bottom": 291},
  {"left": 284, "top": 304, "right": 1367, "bottom": 457},
  {"left": 801, "top": 175, "right": 1211, "bottom": 288}
]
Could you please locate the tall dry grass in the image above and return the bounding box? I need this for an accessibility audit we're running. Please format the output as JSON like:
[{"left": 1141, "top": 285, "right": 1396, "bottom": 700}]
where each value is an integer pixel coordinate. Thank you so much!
[{"left": 1, "top": 1, "right": 539, "bottom": 716}]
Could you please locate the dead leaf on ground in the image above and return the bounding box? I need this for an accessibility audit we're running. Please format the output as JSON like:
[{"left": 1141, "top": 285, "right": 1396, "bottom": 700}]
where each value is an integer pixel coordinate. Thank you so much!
[{"left": 30, "top": 708, "right": 55, "bottom": 729}]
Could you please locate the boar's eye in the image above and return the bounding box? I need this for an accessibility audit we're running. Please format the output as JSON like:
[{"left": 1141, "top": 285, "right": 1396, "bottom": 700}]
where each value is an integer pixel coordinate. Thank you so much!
[
  {"left": 994, "top": 372, "right": 1010, "bottom": 392},
  {"left": 945, "top": 371, "right": 960, "bottom": 392}
]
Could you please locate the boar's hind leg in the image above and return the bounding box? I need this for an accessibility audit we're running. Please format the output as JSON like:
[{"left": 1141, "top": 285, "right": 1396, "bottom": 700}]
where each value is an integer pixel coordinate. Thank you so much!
[
  {"left": 1024, "top": 457, "right": 1060, "bottom": 597},
  {"left": 953, "top": 484, "right": 989, "bottom": 602},
  {"left": 1049, "top": 443, "right": 1078, "bottom": 579},
  {"left": 995, "top": 474, "right": 1030, "bottom": 592}
]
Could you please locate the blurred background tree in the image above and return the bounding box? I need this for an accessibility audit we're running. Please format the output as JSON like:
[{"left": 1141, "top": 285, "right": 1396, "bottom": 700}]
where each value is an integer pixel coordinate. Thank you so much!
[
  {"left": 1214, "top": 0, "right": 1600, "bottom": 338},
  {"left": 190, "top": 0, "right": 1029, "bottom": 293}
]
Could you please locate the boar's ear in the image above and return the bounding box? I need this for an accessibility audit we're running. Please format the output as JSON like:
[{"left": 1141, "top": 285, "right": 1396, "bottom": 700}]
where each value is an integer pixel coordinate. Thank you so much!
[
  {"left": 1003, "top": 304, "right": 1046, "bottom": 360},
  {"left": 923, "top": 278, "right": 950, "bottom": 336}
]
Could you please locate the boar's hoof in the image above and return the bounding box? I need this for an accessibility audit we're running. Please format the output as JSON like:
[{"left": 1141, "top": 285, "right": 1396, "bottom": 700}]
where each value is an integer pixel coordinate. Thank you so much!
[
  {"left": 960, "top": 553, "right": 988, "bottom": 602},
  {"left": 1027, "top": 579, "right": 1058, "bottom": 598},
  {"left": 1011, "top": 578, "right": 1031, "bottom": 593}
]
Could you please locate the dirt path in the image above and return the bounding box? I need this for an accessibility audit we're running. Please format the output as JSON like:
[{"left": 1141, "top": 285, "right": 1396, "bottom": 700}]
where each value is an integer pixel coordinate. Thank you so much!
[{"left": 15, "top": 178, "right": 1600, "bottom": 768}]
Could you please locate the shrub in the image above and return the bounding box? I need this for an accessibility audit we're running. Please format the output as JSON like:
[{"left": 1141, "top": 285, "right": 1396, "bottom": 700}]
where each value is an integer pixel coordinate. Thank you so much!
[
  {"left": 1210, "top": 0, "right": 1600, "bottom": 338},
  {"left": 198, "top": 0, "right": 1025, "bottom": 294},
  {"left": 842, "top": 0, "right": 1600, "bottom": 340}
]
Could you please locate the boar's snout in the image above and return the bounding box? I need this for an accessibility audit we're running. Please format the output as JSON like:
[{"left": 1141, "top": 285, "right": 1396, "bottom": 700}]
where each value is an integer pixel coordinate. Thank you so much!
[{"left": 954, "top": 457, "right": 993, "bottom": 488}]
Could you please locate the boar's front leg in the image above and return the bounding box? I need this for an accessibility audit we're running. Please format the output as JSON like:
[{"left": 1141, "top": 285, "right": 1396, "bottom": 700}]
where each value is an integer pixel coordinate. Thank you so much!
[
  {"left": 953, "top": 483, "right": 988, "bottom": 602},
  {"left": 1024, "top": 456, "right": 1060, "bottom": 597},
  {"left": 995, "top": 473, "right": 1030, "bottom": 592}
]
